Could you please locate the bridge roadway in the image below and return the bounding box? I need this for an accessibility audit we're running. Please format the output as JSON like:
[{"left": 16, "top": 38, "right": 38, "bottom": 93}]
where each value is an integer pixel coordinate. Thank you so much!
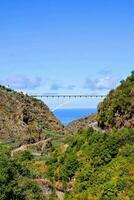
[{"left": 31, "top": 94, "right": 106, "bottom": 98}]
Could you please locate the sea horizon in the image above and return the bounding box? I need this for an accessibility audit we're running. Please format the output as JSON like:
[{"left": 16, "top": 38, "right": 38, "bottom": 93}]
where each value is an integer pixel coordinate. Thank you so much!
[{"left": 53, "top": 108, "right": 97, "bottom": 125}]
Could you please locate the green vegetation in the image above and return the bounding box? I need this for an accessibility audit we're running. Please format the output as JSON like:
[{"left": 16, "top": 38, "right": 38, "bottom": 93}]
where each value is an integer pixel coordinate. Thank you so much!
[
  {"left": 97, "top": 71, "right": 134, "bottom": 129},
  {"left": 0, "top": 85, "right": 64, "bottom": 143},
  {"left": 0, "top": 127, "right": 134, "bottom": 199},
  {"left": 66, "top": 114, "right": 97, "bottom": 133},
  {"left": 0, "top": 72, "right": 133, "bottom": 199},
  {"left": 0, "top": 144, "right": 45, "bottom": 200},
  {"left": 39, "top": 128, "right": 134, "bottom": 200}
]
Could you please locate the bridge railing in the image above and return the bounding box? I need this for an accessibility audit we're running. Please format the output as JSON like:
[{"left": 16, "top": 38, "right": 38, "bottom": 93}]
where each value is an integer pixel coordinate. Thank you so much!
[{"left": 31, "top": 95, "right": 106, "bottom": 98}]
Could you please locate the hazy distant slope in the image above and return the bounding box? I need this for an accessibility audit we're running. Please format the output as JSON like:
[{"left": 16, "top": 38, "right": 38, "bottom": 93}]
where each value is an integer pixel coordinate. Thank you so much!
[
  {"left": 66, "top": 114, "right": 97, "bottom": 133},
  {"left": 0, "top": 86, "right": 64, "bottom": 141},
  {"left": 97, "top": 71, "right": 134, "bottom": 129}
]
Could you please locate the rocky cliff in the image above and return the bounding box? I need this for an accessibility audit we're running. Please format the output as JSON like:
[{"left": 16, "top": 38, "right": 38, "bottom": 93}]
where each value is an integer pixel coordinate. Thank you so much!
[{"left": 0, "top": 85, "right": 64, "bottom": 142}]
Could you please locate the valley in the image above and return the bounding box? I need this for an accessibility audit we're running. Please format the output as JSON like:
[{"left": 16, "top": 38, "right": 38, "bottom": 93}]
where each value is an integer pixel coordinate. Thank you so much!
[{"left": 0, "top": 72, "right": 134, "bottom": 200}]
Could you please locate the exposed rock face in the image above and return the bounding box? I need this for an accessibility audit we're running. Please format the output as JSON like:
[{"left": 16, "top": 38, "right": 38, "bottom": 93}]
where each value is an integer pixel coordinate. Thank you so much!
[
  {"left": 97, "top": 71, "right": 134, "bottom": 129},
  {"left": 66, "top": 114, "right": 97, "bottom": 133},
  {"left": 35, "top": 179, "right": 53, "bottom": 198},
  {"left": 0, "top": 86, "right": 64, "bottom": 141},
  {"left": 36, "top": 179, "right": 65, "bottom": 200}
]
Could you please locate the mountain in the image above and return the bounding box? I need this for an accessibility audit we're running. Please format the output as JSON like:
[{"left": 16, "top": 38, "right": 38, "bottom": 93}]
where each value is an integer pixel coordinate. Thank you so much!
[
  {"left": 0, "top": 85, "right": 64, "bottom": 142},
  {"left": 67, "top": 71, "right": 134, "bottom": 132},
  {"left": 0, "top": 72, "right": 134, "bottom": 200},
  {"left": 97, "top": 71, "right": 134, "bottom": 129},
  {"left": 66, "top": 114, "right": 97, "bottom": 133}
]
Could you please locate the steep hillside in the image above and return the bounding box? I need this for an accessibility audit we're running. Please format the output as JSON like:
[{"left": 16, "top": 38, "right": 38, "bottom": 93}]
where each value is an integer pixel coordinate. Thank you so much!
[
  {"left": 0, "top": 85, "right": 64, "bottom": 142},
  {"left": 97, "top": 71, "right": 134, "bottom": 129},
  {"left": 24, "top": 128, "right": 134, "bottom": 200},
  {"left": 66, "top": 114, "right": 97, "bottom": 133},
  {"left": 0, "top": 73, "right": 134, "bottom": 200}
]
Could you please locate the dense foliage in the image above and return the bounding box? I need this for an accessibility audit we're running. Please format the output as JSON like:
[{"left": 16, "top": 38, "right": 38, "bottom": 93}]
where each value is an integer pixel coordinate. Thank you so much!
[
  {"left": 0, "top": 72, "right": 134, "bottom": 199},
  {"left": 35, "top": 128, "right": 134, "bottom": 200},
  {"left": 97, "top": 71, "right": 134, "bottom": 129},
  {"left": 0, "top": 144, "right": 45, "bottom": 200},
  {"left": 0, "top": 128, "right": 134, "bottom": 199}
]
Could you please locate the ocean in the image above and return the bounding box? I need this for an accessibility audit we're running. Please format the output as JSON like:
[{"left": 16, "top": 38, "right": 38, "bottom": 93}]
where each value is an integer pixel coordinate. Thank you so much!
[{"left": 53, "top": 108, "right": 97, "bottom": 125}]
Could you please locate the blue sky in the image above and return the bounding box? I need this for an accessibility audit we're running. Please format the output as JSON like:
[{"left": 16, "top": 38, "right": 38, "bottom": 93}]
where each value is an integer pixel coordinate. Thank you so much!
[{"left": 0, "top": 0, "right": 134, "bottom": 108}]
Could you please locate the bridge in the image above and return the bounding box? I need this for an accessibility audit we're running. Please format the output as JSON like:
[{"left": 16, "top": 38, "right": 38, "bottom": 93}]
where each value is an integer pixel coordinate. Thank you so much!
[
  {"left": 31, "top": 94, "right": 106, "bottom": 98},
  {"left": 30, "top": 94, "right": 106, "bottom": 111}
]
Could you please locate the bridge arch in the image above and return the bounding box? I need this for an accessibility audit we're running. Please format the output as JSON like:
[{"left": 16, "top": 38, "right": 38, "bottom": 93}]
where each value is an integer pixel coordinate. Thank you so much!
[{"left": 32, "top": 94, "right": 106, "bottom": 111}]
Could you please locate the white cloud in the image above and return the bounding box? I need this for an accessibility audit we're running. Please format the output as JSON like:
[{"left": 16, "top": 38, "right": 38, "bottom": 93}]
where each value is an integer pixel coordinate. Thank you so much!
[
  {"left": 50, "top": 82, "right": 75, "bottom": 91},
  {"left": 85, "top": 76, "right": 117, "bottom": 90},
  {"left": 67, "top": 85, "right": 75, "bottom": 90},
  {"left": 50, "top": 82, "right": 62, "bottom": 91},
  {"left": 0, "top": 75, "right": 42, "bottom": 90}
]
